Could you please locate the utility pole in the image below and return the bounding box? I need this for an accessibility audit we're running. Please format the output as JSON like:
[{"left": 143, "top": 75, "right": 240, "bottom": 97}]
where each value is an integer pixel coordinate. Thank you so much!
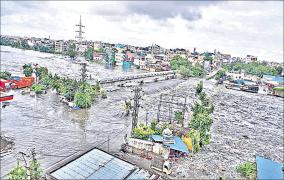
[
  {"left": 80, "top": 62, "right": 87, "bottom": 82},
  {"left": 131, "top": 86, "right": 143, "bottom": 134}
]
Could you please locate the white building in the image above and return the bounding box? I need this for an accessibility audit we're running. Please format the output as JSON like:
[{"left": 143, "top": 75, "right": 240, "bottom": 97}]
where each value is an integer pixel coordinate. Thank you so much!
[{"left": 115, "top": 52, "right": 125, "bottom": 65}]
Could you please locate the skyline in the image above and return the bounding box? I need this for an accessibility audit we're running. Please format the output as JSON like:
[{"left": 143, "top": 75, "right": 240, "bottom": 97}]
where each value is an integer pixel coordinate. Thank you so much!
[{"left": 1, "top": 1, "right": 283, "bottom": 63}]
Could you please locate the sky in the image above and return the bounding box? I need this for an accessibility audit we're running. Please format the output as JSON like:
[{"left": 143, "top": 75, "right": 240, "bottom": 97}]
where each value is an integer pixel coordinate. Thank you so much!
[{"left": 1, "top": 1, "right": 283, "bottom": 63}]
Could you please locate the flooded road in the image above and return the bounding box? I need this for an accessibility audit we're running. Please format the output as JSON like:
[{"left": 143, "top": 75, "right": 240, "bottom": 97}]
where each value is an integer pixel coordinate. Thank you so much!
[{"left": 0, "top": 46, "right": 184, "bottom": 176}]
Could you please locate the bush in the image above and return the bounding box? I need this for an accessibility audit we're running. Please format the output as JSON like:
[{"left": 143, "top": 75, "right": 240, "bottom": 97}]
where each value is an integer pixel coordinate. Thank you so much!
[
  {"left": 0, "top": 71, "right": 11, "bottom": 80},
  {"left": 31, "top": 84, "right": 46, "bottom": 94},
  {"left": 23, "top": 64, "right": 33, "bottom": 77},
  {"left": 196, "top": 81, "right": 203, "bottom": 95},
  {"left": 175, "top": 111, "right": 183, "bottom": 124},
  {"left": 8, "top": 161, "right": 27, "bottom": 180},
  {"left": 189, "top": 129, "right": 201, "bottom": 153},
  {"left": 236, "top": 161, "right": 256, "bottom": 179},
  {"left": 132, "top": 124, "right": 155, "bottom": 140},
  {"left": 74, "top": 92, "right": 92, "bottom": 108},
  {"left": 273, "top": 87, "right": 284, "bottom": 91},
  {"left": 215, "top": 69, "right": 226, "bottom": 80},
  {"left": 170, "top": 56, "right": 205, "bottom": 77}
]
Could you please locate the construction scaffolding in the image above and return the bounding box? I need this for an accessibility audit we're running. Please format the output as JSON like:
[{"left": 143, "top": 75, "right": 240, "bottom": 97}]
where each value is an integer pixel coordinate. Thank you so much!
[{"left": 157, "top": 94, "right": 187, "bottom": 127}]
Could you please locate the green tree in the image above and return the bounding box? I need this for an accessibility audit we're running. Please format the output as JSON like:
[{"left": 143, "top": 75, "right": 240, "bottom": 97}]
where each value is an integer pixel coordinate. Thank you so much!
[
  {"left": 84, "top": 47, "right": 94, "bottom": 61},
  {"left": 276, "top": 66, "right": 283, "bottom": 75},
  {"left": 203, "top": 53, "right": 213, "bottom": 62},
  {"left": 0, "top": 71, "right": 11, "bottom": 80},
  {"left": 189, "top": 129, "right": 201, "bottom": 153},
  {"left": 74, "top": 91, "right": 92, "bottom": 108},
  {"left": 66, "top": 43, "right": 77, "bottom": 59},
  {"left": 23, "top": 64, "right": 33, "bottom": 77},
  {"left": 8, "top": 161, "right": 27, "bottom": 180}
]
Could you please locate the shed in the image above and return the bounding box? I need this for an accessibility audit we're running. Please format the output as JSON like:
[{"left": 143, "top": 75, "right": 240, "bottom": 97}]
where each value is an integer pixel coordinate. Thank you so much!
[
  {"left": 46, "top": 148, "right": 151, "bottom": 179},
  {"left": 256, "top": 155, "right": 283, "bottom": 180},
  {"left": 150, "top": 135, "right": 189, "bottom": 154}
]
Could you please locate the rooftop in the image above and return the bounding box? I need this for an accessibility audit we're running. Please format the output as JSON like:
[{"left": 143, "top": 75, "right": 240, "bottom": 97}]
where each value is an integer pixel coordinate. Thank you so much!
[
  {"left": 47, "top": 148, "right": 151, "bottom": 179},
  {"left": 256, "top": 155, "right": 283, "bottom": 180}
]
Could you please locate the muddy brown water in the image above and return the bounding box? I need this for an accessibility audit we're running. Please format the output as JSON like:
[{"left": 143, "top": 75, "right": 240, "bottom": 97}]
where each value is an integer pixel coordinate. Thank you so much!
[
  {"left": 0, "top": 46, "right": 184, "bottom": 177},
  {"left": 1, "top": 46, "right": 283, "bottom": 179}
]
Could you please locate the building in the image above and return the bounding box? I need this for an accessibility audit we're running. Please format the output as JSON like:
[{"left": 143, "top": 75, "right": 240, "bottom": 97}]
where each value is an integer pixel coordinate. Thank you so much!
[
  {"left": 245, "top": 55, "right": 257, "bottom": 63},
  {"left": 46, "top": 148, "right": 154, "bottom": 179},
  {"left": 93, "top": 52, "right": 104, "bottom": 61},
  {"left": 54, "top": 40, "right": 63, "bottom": 53},
  {"left": 115, "top": 52, "right": 126, "bottom": 65}
]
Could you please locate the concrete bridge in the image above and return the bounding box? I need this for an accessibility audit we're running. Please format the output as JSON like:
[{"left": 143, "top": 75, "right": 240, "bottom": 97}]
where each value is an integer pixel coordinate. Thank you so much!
[{"left": 96, "top": 70, "right": 176, "bottom": 84}]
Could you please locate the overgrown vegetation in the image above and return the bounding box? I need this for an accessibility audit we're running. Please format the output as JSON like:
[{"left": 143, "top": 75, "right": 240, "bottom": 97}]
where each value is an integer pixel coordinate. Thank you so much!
[
  {"left": 174, "top": 111, "right": 183, "bottom": 124},
  {"left": 31, "top": 84, "right": 46, "bottom": 94},
  {"left": 132, "top": 124, "right": 155, "bottom": 140},
  {"left": 66, "top": 43, "right": 77, "bottom": 59},
  {"left": 24, "top": 65, "right": 102, "bottom": 108},
  {"left": 0, "top": 71, "right": 11, "bottom": 80},
  {"left": 170, "top": 55, "right": 205, "bottom": 77},
  {"left": 236, "top": 161, "right": 256, "bottom": 179},
  {"left": 223, "top": 62, "right": 280, "bottom": 77},
  {"left": 84, "top": 47, "right": 94, "bottom": 61},
  {"left": 132, "top": 121, "right": 169, "bottom": 140},
  {"left": 8, "top": 150, "right": 43, "bottom": 180},
  {"left": 189, "top": 81, "right": 214, "bottom": 152},
  {"left": 214, "top": 69, "right": 226, "bottom": 80},
  {"left": 1, "top": 38, "right": 55, "bottom": 53},
  {"left": 273, "top": 87, "right": 284, "bottom": 91},
  {"left": 23, "top": 64, "right": 33, "bottom": 77}
]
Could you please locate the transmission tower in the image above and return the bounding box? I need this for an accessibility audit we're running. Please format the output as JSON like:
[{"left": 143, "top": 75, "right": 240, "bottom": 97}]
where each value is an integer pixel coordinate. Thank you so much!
[
  {"left": 75, "top": 15, "right": 85, "bottom": 44},
  {"left": 131, "top": 86, "right": 143, "bottom": 134}
]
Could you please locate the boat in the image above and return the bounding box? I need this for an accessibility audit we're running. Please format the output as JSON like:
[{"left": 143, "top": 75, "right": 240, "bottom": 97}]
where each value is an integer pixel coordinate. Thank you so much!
[
  {"left": 0, "top": 92, "right": 13, "bottom": 102},
  {"left": 240, "top": 84, "right": 259, "bottom": 93},
  {"left": 4, "top": 76, "right": 35, "bottom": 89}
]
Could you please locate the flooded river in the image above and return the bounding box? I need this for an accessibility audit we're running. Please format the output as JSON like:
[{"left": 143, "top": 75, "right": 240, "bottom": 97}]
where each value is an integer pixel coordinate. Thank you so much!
[
  {"left": 1, "top": 46, "right": 283, "bottom": 179},
  {"left": 0, "top": 46, "right": 184, "bottom": 176}
]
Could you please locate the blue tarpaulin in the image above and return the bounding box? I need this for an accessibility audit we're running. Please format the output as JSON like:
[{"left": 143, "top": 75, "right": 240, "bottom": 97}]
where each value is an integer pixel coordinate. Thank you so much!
[
  {"left": 256, "top": 155, "right": 283, "bottom": 180},
  {"left": 263, "top": 75, "right": 284, "bottom": 83},
  {"left": 150, "top": 135, "right": 189, "bottom": 154},
  {"left": 166, "top": 136, "right": 189, "bottom": 154}
]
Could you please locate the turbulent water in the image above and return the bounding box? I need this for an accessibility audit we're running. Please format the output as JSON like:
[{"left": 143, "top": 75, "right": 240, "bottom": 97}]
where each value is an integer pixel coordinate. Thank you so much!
[
  {"left": 1, "top": 46, "right": 283, "bottom": 179},
  {"left": 0, "top": 46, "right": 184, "bottom": 176}
]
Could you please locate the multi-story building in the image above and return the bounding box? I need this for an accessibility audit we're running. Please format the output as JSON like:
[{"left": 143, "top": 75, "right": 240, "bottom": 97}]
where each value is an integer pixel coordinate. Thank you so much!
[
  {"left": 55, "top": 40, "right": 64, "bottom": 53},
  {"left": 115, "top": 52, "right": 126, "bottom": 65}
]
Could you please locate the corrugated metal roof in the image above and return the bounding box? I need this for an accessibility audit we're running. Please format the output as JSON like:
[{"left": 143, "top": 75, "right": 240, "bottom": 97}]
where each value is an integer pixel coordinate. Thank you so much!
[
  {"left": 150, "top": 135, "right": 163, "bottom": 142},
  {"left": 150, "top": 135, "right": 189, "bottom": 154},
  {"left": 256, "top": 155, "right": 283, "bottom": 180},
  {"left": 49, "top": 148, "right": 150, "bottom": 179}
]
